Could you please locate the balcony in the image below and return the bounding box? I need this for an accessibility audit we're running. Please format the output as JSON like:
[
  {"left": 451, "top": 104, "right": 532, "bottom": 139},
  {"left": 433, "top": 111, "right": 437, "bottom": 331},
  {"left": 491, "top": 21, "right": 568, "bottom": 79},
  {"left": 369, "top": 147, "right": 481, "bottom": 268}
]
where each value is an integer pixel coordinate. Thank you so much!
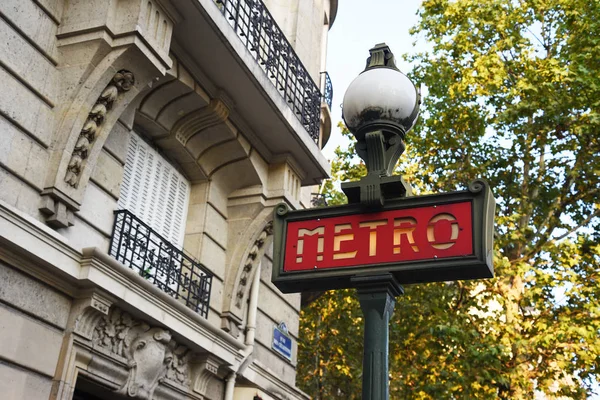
[
  {"left": 321, "top": 71, "right": 333, "bottom": 110},
  {"left": 109, "top": 210, "right": 213, "bottom": 319},
  {"left": 143, "top": 0, "right": 333, "bottom": 184},
  {"left": 319, "top": 70, "right": 334, "bottom": 147},
  {"left": 213, "top": 0, "right": 327, "bottom": 143}
]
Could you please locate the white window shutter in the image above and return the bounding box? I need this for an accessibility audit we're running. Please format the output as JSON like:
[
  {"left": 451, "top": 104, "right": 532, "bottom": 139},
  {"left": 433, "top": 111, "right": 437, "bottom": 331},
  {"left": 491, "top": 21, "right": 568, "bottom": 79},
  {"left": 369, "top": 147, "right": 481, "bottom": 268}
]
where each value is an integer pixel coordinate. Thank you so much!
[{"left": 118, "top": 132, "right": 190, "bottom": 247}]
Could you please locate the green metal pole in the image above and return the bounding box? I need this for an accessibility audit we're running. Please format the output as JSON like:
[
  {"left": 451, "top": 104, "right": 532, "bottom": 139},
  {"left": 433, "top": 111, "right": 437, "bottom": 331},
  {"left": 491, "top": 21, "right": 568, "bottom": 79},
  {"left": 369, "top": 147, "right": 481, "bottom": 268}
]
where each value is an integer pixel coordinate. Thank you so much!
[{"left": 351, "top": 274, "right": 403, "bottom": 400}]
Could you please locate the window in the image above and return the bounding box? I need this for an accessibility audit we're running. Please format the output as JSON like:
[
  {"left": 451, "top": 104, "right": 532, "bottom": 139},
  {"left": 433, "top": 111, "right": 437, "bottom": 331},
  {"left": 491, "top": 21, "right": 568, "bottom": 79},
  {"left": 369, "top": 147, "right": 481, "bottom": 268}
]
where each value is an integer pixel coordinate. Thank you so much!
[
  {"left": 118, "top": 132, "right": 190, "bottom": 247},
  {"left": 72, "top": 376, "right": 114, "bottom": 400}
]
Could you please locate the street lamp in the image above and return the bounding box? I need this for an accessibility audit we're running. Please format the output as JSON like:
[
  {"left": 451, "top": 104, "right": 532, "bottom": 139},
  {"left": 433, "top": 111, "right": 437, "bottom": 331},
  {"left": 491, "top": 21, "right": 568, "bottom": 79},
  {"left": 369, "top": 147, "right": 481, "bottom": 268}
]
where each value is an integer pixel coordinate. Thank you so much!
[
  {"left": 341, "top": 43, "right": 420, "bottom": 207},
  {"left": 342, "top": 43, "right": 420, "bottom": 400},
  {"left": 271, "top": 41, "right": 495, "bottom": 400}
]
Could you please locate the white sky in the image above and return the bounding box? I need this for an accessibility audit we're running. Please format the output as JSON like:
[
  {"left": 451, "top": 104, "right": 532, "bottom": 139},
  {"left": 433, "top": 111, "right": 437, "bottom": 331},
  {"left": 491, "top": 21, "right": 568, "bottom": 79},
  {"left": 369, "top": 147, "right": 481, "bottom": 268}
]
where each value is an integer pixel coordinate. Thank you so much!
[{"left": 322, "top": 0, "right": 423, "bottom": 158}]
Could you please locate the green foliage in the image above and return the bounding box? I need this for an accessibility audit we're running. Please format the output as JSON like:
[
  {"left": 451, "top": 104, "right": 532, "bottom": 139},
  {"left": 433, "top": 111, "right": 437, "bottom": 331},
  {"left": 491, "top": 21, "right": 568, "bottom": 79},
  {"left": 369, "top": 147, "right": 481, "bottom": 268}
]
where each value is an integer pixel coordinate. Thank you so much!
[
  {"left": 298, "top": 0, "right": 600, "bottom": 398},
  {"left": 318, "top": 123, "right": 367, "bottom": 206},
  {"left": 297, "top": 288, "right": 364, "bottom": 399}
]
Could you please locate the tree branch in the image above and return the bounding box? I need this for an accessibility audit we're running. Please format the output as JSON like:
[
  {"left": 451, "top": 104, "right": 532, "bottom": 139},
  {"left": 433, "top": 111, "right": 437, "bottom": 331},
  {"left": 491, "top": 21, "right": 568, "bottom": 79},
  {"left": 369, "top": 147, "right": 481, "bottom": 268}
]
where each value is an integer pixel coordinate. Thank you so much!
[{"left": 551, "top": 209, "right": 600, "bottom": 242}]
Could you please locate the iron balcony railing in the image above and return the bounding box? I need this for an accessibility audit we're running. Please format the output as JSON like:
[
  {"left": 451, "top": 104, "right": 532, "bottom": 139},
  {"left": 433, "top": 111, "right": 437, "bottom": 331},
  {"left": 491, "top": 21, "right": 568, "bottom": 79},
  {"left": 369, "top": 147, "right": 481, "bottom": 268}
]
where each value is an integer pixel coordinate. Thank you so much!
[
  {"left": 109, "top": 209, "right": 212, "bottom": 319},
  {"left": 311, "top": 192, "right": 328, "bottom": 208},
  {"left": 321, "top": 71, "right": 333, "bottom": 109},
  {"left": 214, "top": 0, "right": 328, "bottom": 143}
]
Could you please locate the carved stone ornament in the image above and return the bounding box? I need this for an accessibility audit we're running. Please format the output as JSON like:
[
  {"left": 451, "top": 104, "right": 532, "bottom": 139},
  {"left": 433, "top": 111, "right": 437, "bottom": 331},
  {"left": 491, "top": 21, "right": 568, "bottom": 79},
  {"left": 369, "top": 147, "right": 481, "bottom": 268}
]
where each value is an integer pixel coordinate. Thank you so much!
[
  {"left": 69, "top": 290, "right": 115, "bottom": 340},
  {"left": 65, "top": 70, "right": 135, "bottom": 188},
  {"left": 172, "top": 98, "right": 230, "bottom": 146},
  {"left": 235, "top": 221, "right": 273, "bottom": 308},
  {"left": 192, "top": 354, "right": 220, "bottom": 396},
  {"left": 93, "top": 308, "right": 191, "bottom": 399}
]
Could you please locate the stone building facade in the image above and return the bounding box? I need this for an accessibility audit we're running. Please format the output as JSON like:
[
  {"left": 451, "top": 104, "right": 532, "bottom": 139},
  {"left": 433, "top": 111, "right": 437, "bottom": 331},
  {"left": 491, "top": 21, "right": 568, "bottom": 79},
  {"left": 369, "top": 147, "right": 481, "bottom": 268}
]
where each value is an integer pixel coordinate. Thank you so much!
[{"left": 0, "top": 0, "right": 336, "bottom": 399}]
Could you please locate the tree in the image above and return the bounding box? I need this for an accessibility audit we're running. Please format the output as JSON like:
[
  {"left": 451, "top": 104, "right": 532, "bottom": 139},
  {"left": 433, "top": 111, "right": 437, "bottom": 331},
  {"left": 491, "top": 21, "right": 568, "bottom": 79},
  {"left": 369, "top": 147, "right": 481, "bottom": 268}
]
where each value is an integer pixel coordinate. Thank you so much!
[
  {"left": 296, "top": 126, "right": 364, "bottom": 399},
  {"left": 298, "top": 0, "right": 600, "bottom": 398}
]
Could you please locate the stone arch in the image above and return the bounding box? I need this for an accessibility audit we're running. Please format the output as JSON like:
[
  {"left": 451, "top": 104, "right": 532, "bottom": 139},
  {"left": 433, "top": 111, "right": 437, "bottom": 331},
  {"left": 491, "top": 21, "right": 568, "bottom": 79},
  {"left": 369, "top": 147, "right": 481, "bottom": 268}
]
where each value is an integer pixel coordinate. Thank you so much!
[
  {"left": 40, "top": 45, "right": 164, "bottom": 228},
  {"left": 130, "top": 58, "right": 266, "bottom": 190},
  {"left": 220, "top": 209, "right": 275, "bottom": 335}
]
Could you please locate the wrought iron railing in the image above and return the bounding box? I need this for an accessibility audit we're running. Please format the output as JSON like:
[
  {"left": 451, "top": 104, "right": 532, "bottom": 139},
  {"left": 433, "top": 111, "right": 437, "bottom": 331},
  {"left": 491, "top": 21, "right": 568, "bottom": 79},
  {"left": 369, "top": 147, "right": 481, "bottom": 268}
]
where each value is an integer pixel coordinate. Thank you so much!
[
  {"left": 214, "top": 0, "right": 326, "bottom": 143},
  {"left": 321, "top": 71, "right": 333, "bottom": 109},
  {"left": 109, "top": 209, "right": 212, "bottom": 319},
  {"left": 311, "top": 192, "right": 328, "bottom": 208}
]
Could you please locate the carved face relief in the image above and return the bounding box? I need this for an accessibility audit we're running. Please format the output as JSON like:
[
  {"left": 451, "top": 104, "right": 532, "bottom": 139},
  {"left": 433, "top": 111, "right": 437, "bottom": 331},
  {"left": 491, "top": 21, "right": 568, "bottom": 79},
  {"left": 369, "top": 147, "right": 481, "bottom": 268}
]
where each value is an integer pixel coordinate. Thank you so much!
[{"left": 118, "top": 327, "right": 172, "bottom": 400}]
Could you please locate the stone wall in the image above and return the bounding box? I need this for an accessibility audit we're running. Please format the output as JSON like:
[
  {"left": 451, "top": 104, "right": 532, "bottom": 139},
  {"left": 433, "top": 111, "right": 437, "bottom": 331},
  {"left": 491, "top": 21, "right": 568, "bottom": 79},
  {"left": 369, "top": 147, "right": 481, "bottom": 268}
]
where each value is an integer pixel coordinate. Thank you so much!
[
  {"left": 0, "top": 0, "right": 60, "bottom": 222},
  {"left": 254, "top": 245, "right": 302, "bottom": 386},
  {"left": 0, "top": 261, "right": 72, "bottom": 399},
  {"left": 0, "top": 0, "right": 327, "bottom": 398}
]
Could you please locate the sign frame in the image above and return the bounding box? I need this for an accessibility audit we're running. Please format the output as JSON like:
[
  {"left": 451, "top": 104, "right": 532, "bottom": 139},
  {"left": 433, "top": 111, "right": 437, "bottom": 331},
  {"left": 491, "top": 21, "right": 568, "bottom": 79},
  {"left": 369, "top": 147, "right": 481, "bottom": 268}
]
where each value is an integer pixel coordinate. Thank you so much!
[
  {"left": 272, "top": 322, "right": 293, "bottom": 361},
  {"left": 271, "top": 180, "right": 495, "bottom": 293}
]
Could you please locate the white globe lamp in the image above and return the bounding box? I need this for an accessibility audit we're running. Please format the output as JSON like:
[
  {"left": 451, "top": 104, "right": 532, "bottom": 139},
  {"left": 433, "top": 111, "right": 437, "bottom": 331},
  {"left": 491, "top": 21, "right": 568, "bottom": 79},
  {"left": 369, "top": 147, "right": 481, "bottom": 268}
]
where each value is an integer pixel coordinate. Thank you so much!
[{"left": 339, "top": 43, "right": 421, "bottom": 206}]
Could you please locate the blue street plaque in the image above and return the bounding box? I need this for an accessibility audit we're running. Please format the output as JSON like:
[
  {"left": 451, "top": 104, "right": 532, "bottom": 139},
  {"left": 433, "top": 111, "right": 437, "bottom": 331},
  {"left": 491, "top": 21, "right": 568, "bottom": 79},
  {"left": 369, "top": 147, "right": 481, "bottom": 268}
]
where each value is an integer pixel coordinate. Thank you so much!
[{"left": 272, "top": 323, "right": 292, "bottom": 361}]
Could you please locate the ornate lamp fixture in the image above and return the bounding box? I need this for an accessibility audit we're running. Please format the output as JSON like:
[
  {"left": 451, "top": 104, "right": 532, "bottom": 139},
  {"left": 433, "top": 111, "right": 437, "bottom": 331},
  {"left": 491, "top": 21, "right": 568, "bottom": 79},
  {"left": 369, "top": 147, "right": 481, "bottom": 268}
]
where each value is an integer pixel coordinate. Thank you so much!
[{"left": 341, "top": 43, "right": 420, "bottom": 206}]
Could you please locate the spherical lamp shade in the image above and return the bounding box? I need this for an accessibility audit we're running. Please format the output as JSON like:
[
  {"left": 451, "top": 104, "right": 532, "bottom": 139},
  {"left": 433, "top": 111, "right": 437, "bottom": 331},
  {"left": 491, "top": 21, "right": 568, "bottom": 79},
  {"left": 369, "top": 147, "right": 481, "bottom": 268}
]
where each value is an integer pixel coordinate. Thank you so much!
[{"left": 342, "top": 68, "right": 419, "bottom": 135}]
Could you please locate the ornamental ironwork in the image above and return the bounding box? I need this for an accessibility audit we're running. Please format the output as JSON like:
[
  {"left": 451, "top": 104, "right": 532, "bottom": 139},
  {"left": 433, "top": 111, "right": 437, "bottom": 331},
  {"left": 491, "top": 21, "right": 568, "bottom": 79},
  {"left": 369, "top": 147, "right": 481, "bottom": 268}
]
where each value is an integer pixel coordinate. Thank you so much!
[
  {"left": 310, "top": 192, "right": 328, "bottom": 208},
  {"left": 322, "top": 71, "right": 333, "bottom": 109},
  {"left": 109, "top": 209, "right": 213, "bottom": 318},
  {"left": 214, "top": 0, "right": 325, "bottom": 143}
]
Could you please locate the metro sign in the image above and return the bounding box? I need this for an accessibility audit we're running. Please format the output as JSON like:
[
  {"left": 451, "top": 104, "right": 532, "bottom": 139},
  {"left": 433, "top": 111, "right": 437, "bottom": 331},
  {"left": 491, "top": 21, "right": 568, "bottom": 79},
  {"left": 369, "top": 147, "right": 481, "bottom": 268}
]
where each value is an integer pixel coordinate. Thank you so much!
[{"left": 272, "top": 181, "right": 495, "bottom": 293}]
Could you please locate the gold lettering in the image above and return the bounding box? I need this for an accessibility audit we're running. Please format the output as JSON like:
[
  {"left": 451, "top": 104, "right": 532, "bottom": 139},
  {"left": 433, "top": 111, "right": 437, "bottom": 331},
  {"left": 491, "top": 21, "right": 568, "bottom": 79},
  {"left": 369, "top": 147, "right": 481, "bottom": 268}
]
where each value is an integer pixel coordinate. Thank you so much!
[
  {"left": 358, "top": 220, "right": 387, "bottom": 256},
  {"left": 393, "top": 217, "right": 419, "bottom": 254},
  {"left": 296, "top": 227, "right": 325, "bottom": 263},
  {"left": 427, "top": 213, "right": 459, "bottom": 250},
  {"left": 333, "top": 224, "right": 357, "bottom": 260}
]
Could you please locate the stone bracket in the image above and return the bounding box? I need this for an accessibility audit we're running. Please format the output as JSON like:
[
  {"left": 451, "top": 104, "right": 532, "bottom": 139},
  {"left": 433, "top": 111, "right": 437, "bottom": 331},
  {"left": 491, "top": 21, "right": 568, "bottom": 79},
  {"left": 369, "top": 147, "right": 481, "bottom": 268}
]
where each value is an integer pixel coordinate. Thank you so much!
[
  {"left": 172, "top": 98, "right": 230, "bottom": 146},
  {"left": 38, "top": 0, "right": 178, "bottom": 230},
  {"left": 39, "top": 188, "right": 80, "bottom": 229},
  {"left": 191, "top": 354, "right": 222, "bottom": 396},
  {"left": 68, "top": 289, "right": 116, "bottom": 340},
  {"left": 220, "top": 311, "right": 243, "bottom": 338}
]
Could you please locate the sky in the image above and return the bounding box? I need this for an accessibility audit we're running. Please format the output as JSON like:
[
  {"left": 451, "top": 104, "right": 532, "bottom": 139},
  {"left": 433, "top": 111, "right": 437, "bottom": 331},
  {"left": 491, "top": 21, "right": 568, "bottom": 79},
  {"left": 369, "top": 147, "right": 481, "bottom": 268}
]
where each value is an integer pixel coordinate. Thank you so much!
[{"left": 322, "top": 0, "right": 424, "bottom": 159}]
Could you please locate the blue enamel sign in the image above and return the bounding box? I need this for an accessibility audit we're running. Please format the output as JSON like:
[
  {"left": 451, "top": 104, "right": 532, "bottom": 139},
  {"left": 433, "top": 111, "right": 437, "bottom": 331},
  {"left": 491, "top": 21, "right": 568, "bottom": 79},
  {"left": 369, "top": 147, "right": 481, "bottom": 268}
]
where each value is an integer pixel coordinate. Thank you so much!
[{"left": 272, "top": 323, "right": 292, "bottom": 361}]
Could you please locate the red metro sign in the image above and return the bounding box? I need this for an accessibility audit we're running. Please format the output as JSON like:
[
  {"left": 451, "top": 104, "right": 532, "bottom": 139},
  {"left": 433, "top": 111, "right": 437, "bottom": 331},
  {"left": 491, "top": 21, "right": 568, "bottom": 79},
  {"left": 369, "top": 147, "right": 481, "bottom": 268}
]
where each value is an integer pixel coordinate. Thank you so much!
[
  {"left": 271, "top": 181, "right": 495, "bottom": 293},
  {"left": 284, "top": 201, "right": 472, "bottom": 271}
]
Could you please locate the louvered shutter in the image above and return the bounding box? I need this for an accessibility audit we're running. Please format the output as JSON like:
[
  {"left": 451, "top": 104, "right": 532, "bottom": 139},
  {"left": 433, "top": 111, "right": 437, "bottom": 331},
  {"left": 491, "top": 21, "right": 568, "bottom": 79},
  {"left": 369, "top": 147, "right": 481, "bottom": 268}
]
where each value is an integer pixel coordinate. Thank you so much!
[{"left": 118, "top": 132, "right": 190, "bottom": 247}]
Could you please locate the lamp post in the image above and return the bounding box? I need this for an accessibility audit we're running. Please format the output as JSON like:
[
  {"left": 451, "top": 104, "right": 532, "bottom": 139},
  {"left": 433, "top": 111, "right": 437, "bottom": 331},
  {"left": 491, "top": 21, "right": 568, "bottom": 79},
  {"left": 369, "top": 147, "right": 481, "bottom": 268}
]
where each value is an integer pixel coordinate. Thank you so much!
[
  {"left": 271, "top": 41, "right": 494, "bottom": 400},
  {"left": 341, "top": 43, "right": 420, "bottom": 207},
  {"left": 341, "top": 43, "right": 420, "bottom": 400},
  {"left": 272, "top": 43, "right": 494, "bottom": 400}
]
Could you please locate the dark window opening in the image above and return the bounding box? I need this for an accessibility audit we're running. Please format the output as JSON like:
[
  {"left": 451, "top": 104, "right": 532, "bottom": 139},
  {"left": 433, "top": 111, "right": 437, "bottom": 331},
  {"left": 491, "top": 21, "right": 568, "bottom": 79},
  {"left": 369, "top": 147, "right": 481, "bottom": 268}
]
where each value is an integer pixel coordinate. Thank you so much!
[{"left": 72, "top": 376, "right": 116, "bottom": 400}]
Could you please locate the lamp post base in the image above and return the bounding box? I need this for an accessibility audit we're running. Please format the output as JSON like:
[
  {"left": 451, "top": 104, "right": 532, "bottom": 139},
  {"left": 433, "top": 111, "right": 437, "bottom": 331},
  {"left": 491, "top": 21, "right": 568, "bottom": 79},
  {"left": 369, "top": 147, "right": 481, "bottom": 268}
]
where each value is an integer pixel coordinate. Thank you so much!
[{"left": 351, "top": 273, "right": 403, "bottom": 400}]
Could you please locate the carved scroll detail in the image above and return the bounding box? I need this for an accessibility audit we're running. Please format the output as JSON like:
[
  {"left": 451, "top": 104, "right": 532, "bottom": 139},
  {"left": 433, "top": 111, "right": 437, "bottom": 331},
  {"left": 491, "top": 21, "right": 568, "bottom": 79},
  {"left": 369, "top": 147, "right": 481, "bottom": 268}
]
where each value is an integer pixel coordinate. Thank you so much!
[
  {"left": 235, "top": 221, "right": 273, "bottom": 308},
  {"left": 64, "top": 70, "right": 134, "bottom": 187}
]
